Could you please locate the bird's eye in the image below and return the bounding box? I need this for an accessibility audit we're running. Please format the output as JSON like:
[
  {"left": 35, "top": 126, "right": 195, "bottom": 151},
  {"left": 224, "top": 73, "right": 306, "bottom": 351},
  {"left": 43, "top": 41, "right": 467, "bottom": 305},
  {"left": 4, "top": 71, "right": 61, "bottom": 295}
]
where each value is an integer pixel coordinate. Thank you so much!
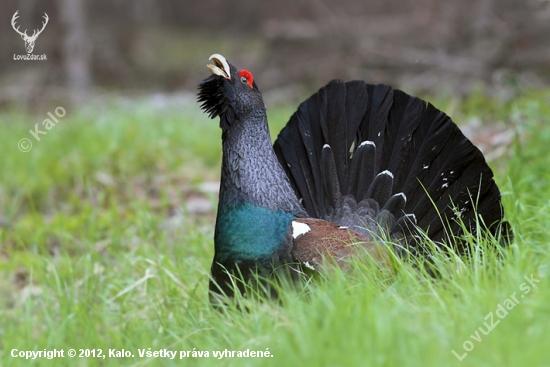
[{"left": 237, "top": 70, "right": 254, "bottom": 88}]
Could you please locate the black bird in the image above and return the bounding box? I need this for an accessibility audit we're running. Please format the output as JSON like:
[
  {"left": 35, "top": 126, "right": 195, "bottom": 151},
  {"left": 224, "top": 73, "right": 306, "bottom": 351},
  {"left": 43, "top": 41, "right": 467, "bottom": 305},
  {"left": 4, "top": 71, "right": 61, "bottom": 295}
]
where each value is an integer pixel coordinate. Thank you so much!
[{"left": 198, "top": 54, "right": 511, "bottom": 300}]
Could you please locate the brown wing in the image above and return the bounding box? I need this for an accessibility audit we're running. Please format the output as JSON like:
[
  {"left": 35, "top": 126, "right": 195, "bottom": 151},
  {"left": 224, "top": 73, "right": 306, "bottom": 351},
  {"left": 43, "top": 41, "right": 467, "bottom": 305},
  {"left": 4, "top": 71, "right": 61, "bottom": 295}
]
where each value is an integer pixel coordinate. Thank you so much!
[{"left": 290, "top": 218, "right": 389, "bottom": 271}]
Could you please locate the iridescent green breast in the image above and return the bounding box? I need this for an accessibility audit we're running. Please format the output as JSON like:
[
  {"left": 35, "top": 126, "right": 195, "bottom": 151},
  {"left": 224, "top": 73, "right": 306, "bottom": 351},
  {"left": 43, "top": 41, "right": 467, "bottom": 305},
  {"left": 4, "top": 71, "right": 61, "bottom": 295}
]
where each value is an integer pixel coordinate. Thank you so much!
[{"left": 214, "top": 204, "right": 294, "bottom": 263}]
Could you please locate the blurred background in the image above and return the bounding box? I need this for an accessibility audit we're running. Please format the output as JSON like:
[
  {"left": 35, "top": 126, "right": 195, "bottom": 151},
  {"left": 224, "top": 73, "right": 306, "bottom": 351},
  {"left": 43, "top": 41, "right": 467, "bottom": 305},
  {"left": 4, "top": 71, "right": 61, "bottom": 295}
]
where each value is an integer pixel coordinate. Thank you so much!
[
  {"left": 2, "top": 2, "right": 550, "bottom": 360},
  {"left": 1, "top": 0, "right": 550, "bottom": 109}
]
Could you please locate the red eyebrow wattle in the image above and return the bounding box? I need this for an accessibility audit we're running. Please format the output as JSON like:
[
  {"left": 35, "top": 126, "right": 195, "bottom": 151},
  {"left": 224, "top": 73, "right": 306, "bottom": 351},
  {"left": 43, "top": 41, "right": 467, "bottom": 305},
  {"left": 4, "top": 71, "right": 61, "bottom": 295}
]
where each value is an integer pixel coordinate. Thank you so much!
[{"left": 238, "top": 70, "right": 254, "bottom": 88}]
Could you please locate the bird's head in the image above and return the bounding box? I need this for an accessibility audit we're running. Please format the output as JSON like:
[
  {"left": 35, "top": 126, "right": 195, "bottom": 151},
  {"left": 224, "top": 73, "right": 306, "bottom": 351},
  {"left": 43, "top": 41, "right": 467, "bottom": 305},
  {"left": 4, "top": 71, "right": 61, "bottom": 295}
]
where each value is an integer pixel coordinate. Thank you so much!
[{"left": 198, "top": 54, "right": 264, "bottom": 126}]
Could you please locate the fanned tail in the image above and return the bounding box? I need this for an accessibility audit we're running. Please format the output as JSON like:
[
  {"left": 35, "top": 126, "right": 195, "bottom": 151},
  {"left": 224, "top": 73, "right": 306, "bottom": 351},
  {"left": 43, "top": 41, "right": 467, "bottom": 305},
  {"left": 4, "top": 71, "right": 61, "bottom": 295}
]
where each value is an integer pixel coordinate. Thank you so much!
[{"left": 273, "top": 80, "right": 512, "bottom": 252}]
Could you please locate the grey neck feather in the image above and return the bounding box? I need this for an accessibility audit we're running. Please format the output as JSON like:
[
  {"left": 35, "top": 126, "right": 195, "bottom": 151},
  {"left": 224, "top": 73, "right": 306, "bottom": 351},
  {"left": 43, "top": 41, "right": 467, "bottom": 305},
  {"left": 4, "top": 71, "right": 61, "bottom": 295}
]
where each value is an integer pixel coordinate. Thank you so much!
[{"left": 219, "top": 110, "right": 306, "bottom": 216}]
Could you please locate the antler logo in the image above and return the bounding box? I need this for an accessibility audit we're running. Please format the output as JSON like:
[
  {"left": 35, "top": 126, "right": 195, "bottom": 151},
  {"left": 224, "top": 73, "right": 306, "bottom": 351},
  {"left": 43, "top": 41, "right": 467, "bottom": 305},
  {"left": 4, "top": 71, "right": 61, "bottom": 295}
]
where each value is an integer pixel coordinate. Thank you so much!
[{"left": 11, "top": 10, "right": 49, "bottom": 54}]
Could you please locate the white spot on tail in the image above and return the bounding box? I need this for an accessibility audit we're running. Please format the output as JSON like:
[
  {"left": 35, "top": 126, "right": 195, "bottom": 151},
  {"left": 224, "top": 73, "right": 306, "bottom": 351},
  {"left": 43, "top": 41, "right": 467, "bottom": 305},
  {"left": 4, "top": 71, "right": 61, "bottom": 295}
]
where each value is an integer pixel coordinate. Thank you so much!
[
  {"left": 292, "top": 221, "right": 311, "bottom": 239},
  {"left": 423, "top": 164, "right": 429, "bottom": 170},
  {"left": 339, "top": 226, "right": 349, "bottom": 229},
  {"left": 394, "top": 192, "right": 407, "bottom": 202},
  {"left": 323, "top": 144, "right": 331, "bottom": 149},
  {"left": 406, "top": 213, "right": 417, "bottom": 223},
  {"left": 303, "top": 261, "right": 316, "bottom": 270},
  {"left": 379, "top": 170, "right": 394, "bottom": 179},
  {"left": 441, "top": 183, "right": 449, "bottom": 188},
  {"left": 349, "top": 141, "right": 356, "bottom": 155},
  {"left": 359, "top": 140, "right": 376, "bottom": 148}
]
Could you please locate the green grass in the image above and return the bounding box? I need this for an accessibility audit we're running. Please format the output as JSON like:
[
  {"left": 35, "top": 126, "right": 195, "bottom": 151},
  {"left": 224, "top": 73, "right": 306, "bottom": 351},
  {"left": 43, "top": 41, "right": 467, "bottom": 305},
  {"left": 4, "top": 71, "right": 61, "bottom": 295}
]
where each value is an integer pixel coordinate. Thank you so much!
[{"left": 1, "top": 91, "right": 549, "bottom": 367}]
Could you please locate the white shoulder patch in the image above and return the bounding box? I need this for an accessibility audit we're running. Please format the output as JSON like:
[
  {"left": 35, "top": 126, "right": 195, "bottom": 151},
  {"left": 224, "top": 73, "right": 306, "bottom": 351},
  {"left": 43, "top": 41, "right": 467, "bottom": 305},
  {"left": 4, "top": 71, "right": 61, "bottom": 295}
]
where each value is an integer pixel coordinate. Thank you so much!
[{"left": 292, "top": 221, "right": 311, "bottom": 239}]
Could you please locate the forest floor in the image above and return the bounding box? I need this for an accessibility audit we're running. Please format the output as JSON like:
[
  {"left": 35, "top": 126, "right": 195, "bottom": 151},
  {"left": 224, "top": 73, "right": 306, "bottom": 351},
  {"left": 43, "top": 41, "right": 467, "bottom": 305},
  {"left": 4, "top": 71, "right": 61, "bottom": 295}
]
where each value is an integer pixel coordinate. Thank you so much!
[{"left": 1, "top": 89, "right": 549, "bottom": 366}]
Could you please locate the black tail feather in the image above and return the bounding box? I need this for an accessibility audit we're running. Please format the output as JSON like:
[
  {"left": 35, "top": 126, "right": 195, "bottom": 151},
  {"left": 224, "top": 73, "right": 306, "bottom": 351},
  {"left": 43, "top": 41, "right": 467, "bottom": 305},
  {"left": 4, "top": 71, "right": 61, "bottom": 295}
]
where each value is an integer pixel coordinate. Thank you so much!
[
  {"left": 366, "top": 171, "right": 394, "bottom": 206},
  {"left": 349, "top": 140, "right": 376, "bottom": 201},
  {"left": 321, "top": 144, "right": 343, "bottom": 210},
  {"left": 273, "top": 80, "right": 511, "bottom": 251}
]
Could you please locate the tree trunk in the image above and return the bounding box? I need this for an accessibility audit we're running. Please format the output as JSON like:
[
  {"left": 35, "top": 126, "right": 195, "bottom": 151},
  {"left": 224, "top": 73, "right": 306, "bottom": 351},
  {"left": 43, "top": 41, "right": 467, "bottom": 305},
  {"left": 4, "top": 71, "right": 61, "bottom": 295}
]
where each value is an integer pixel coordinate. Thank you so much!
[{"left": 58, "top": 0, "right": 91, "bottom": 101}]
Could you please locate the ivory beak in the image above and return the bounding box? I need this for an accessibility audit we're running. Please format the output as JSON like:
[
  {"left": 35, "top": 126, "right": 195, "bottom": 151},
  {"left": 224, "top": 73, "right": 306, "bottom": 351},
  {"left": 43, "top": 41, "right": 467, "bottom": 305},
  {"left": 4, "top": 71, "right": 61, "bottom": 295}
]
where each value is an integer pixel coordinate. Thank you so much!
[{"left": 207, "top": 54, "right": 231, "bottom": 80}]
